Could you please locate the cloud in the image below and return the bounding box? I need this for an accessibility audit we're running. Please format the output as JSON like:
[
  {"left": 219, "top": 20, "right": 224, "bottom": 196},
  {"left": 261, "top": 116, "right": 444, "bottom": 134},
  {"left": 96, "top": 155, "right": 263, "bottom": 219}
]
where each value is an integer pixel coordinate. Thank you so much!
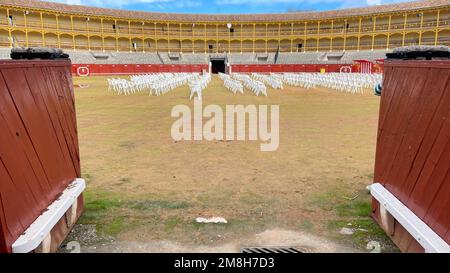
[{"left": 366, "top": 0, "right": 382, "bottom": 5}]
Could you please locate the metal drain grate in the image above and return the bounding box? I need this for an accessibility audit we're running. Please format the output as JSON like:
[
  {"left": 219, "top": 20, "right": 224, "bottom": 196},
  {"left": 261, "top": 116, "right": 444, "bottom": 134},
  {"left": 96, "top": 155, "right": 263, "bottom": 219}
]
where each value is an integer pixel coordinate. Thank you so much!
[{"left": 241, "top": 247, "right": 304, "bottom": 254}]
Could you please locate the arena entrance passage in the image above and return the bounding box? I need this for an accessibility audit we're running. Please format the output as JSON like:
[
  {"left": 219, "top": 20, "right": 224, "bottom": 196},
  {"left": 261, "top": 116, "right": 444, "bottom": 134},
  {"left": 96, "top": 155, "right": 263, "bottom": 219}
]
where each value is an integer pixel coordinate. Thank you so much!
[{"left": 211, "top": 59, "right": 226, "bottom": 74}]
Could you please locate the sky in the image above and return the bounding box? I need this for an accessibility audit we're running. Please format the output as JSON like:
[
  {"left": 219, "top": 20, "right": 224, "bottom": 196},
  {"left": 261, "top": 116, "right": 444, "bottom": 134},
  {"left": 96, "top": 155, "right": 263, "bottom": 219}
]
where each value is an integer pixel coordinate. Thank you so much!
[{"left": 46, "top": 0, "right": 414, "bottom": 14}]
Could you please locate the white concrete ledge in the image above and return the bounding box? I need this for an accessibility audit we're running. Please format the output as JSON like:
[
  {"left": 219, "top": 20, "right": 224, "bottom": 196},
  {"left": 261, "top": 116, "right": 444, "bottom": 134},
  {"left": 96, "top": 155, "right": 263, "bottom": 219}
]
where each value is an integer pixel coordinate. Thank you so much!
[
  {"left": 12, "top": 178, "right": 86, "bottom": 253},
  {"left": 371, "top": 183, "right": 450, "bottom": 253}
]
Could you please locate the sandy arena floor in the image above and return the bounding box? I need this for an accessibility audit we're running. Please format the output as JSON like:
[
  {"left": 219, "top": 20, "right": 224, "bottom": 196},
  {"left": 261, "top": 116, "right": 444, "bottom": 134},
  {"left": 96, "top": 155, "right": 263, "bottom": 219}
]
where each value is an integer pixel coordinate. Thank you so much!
[{"left": 67, "top": 75, "right": 398, "bottom": 253}]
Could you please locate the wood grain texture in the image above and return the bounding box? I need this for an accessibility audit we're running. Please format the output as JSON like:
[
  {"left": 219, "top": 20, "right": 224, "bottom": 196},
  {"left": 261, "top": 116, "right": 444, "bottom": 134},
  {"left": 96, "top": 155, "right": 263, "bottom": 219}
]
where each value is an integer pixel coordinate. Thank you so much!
[
  {"left": 0, "top": 60, "right": 80, "bottom": 253},
  {"left": 372, "top": 60, "right": 450, "bottom": 252}
]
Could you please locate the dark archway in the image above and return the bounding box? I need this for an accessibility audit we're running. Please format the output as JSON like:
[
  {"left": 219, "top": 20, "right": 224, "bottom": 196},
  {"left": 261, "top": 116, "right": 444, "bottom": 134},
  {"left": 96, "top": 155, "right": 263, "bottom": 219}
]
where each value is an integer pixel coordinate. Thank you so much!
[{"left": 211, "top": 59, "right": 225, "bottom": 74}]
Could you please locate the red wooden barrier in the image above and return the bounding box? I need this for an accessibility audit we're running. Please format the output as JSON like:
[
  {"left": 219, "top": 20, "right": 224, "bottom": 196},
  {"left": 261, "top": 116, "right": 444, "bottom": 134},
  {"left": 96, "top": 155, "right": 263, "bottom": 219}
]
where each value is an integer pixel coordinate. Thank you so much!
[
  {"left": 372, "top": 60, "right": 450, "bottom": 252},
  {"left": 0, "top": 60, "right": 82, "bottom": 253},
  {"left": 71, "top": 63, "right": 367, "bottom": 76},
  {"left": 72, "top": 64, "right": 209, "bottom": 76}
]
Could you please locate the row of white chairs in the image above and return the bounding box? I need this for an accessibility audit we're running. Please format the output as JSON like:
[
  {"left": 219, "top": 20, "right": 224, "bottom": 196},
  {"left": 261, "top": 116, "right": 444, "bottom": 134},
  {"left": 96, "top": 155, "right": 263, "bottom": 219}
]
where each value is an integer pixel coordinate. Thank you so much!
[
  {"left": 107, "top": 73, "right": 199, "bottom": 96},
  {"left": 280, "top": 73, "right": 317, "bottom": 89},
  {"left": 107, "top": 78, "right": 140, "bottom": 95},
  {"left": 232, "top": 73, "right": 268, "bottom": 96},
  {"left": 280, "top": 73, "right": 382, "bottom": 94},
  {"left": 219, "top": 73, "right": 244, "bottom": 95},
  {"left": 252, "top": 73, "right": 284, "bottom": 89},
  {"left": 150, "top": 73, "right": 198, "bottom": 96},
  {"left": 130, "top": 74, "right": 174, "bottom": 93}
]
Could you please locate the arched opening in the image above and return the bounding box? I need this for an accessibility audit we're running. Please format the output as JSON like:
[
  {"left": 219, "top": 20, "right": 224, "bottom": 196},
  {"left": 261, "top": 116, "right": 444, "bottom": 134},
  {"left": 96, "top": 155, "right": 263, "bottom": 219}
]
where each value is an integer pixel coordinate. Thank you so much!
[
  {"left": 157, "top": 39, "right": 169, "bottom": 52},
  {"left": 438, "top": 30, "right": 450, "bottom": 46},
  {"left": 74, "top": 35, "right": 88, "bottom": 50},
  {"left": 60, "top": 34, "right": 73, "bottom": 50},
  {"left": 374, "top": 35, "right": 388, "bottom": 50},
  {"left": 421, "top": 31, "right": 435, "bottom": 46},
  {"left": 131, "top": 38, "right": 143, "bottom": 52},
  {"left": 305, "top": 38, "right": 317, "bottom": 52},
  {"left": 279, "top": 39, "right": 292, "bottom": 52},
  {"left": 293, "top": 38, "right": 305, "bottom": 53},
  {"left": 11, "top": 30, "right": 26, "bottom": 47},
  {"left": 388, "top": 33, "right": 403, "bottom": 49},
  {"left": 217, "top": 40, "right": 229, "bottom": 53},
  {"left": 44, "top": 33, "right": 59, "bottom": 48},
  {"left": 90, "top": 35, "right": 103, "bottom": 51},
  {"left": 242, "top": 40, "right": 253, "bottom": 52},
  {"left": 345, "top": 36, "right": 358, "bottom": 51},
  {"left": 194, "top": 40, "right": 205, "bottom": 53},
  {"left": 169, "top": 39, "right": 181, "bottom": 52},
  {"left": 205, "top": 40, "right": 216, "bottom": 53},
  {"left": 180, "top": 39, "right": 194, "bottom": 53},
  {"left": 27, "top": 31, "right": 43, "bottom": 48},
  {"left": 332, "top": 37, "right": 345, "bottom": 51},
  {"left": 267, "top": 39, "right": 279, "bottom": 53},
  {"left": 404, "top": 32, "right": 420, "bottom": 47},
  {"left": 117, "top": 37, "right": 130, "bottom": 52},
  {"left": 359, "top": 35, "right": 372, "bottom": 51},
  {"left": 318, "top": 38, "right": 331, "bottom": 52},
  {"left": 254, "top": 40, "right": 265, "bottom": 53},
  {"left": 230, "top": 40, "right": 241, "bottom": 53},
  {"left": 104, "top": 37, "right": 116, "bottom": 51},
  {"left": 144, "top": 38, "right": 156, "bottom": 52},
  {"left": 0, "top": 30, "right": 10, "bottom": 47}
]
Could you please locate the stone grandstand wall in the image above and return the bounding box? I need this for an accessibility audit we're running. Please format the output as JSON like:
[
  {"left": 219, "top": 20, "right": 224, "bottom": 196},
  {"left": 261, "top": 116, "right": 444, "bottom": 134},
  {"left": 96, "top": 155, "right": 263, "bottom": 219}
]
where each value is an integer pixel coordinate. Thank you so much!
[
  {"left": 275, "top": 50, "right": 389, "bottom": 64},
  {"left": 65, "top": 51, "right": 388, "bottom": 65},
  {"left": 0, "top": 48, "right": 386, "bottom": 75}
]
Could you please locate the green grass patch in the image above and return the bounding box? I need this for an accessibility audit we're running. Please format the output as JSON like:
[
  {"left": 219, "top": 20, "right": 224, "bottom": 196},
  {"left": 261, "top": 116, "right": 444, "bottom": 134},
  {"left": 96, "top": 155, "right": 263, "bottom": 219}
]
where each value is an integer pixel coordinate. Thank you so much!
[
  {"left": 78, "top": 191, "right": 190, "bottom": 237},
  {"left": 327, "top": 219, "right": 397, "bottom": 251},
  {"left": 336, "top": 201, "right": 372, "bottom": 217},
  {"left": 100, "top": 217, "right": 126, "bottom": 237},
  {"left": 327, "top": 197, "right": 399, "bottom": 252},
  {"left": 128, "top": 200, "right": 190, "bottom": 210}
]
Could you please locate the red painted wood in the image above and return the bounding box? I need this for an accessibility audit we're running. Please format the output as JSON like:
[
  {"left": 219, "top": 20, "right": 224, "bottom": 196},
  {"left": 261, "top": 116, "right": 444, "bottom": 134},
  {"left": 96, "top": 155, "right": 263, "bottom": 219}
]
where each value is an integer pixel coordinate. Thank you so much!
[
  {"left": 425, "top": 171, "right": 450, "bottom": 237},
  {"left": 71, "top": 63, "right": 377, "bottom": 76},
  {"left": 0, "top": 60, "right": 80, "bottom": 253},
  {"left": 373, "top": 60, "right": 450, "bottom": 251},
  {"left": 0, "top": 192, "right": 13, "bottom": 253}
]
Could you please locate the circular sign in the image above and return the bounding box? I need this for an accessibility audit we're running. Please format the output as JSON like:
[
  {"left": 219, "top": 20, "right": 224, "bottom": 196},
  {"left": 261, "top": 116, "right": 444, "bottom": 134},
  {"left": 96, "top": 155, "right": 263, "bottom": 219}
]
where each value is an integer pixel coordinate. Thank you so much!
[
  {"left": 76, "top": 66, "right": 90, "bottom": 77},
  {"left": 340, "top": 66, "right": 352, "bottom": 73}
]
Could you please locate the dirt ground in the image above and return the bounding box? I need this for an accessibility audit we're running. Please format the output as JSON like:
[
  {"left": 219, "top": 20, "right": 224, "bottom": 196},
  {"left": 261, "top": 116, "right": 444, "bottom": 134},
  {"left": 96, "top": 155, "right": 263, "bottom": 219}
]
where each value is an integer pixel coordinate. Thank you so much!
[{"left": 68, "top": 75, "right": 398, "bottom": 253}]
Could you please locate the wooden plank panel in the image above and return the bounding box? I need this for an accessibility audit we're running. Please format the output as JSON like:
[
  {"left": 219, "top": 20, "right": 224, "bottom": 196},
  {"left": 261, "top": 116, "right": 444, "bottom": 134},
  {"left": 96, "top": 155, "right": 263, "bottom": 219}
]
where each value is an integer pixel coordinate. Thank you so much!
[
  {"left": 0, "top": 60, "right": 80, "bottom": 252},
  {"left": 43, "top": 67, "right": 80, "bottom": 177},
  {"left": 408, "top": 119, "right": 450, "bottom": 219},
  {"left": 401, "top": 71, "right": 450, "bottom": 199},
  {"left": 374, "top": 67, "right": 419, "bottom": 192},
  {"left": 0, "top": 74, "right": 47, "bottom": 211},
  {"left": 423, "top": 169, "right": 450, "bottom": 238},
  {"left": 374, "top": 66, "right": 410, "bottom": 183},
  {"left": 23, "top": 67, "right": 78, "bottom": 182},
  {"left": 2, "top": 68, "right": 70, "bottom": 195},
  {"left": 380, "top": 67, "right": 432, "bottom": 200},
  {"left": 53, "top": 66, "right": 81, "bottom": 177},
  {"left": 0, "top": 193, "right": 13, "bottom": 253},
  {"left": 391, "top": 69, "right": 450, "bottom": 202},
  {"left": 0, "top": 159, "right": 30, "bottom": 241},
  {"left": 373, "top": 60, "right": 450, "bottom": 249}
]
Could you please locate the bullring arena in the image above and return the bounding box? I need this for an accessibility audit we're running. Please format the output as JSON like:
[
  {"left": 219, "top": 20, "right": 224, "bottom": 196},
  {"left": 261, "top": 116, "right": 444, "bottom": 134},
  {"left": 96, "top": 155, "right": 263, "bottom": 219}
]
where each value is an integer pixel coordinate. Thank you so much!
[{"left": 0, "top": 0, "right": 449, "bottom": 254}]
